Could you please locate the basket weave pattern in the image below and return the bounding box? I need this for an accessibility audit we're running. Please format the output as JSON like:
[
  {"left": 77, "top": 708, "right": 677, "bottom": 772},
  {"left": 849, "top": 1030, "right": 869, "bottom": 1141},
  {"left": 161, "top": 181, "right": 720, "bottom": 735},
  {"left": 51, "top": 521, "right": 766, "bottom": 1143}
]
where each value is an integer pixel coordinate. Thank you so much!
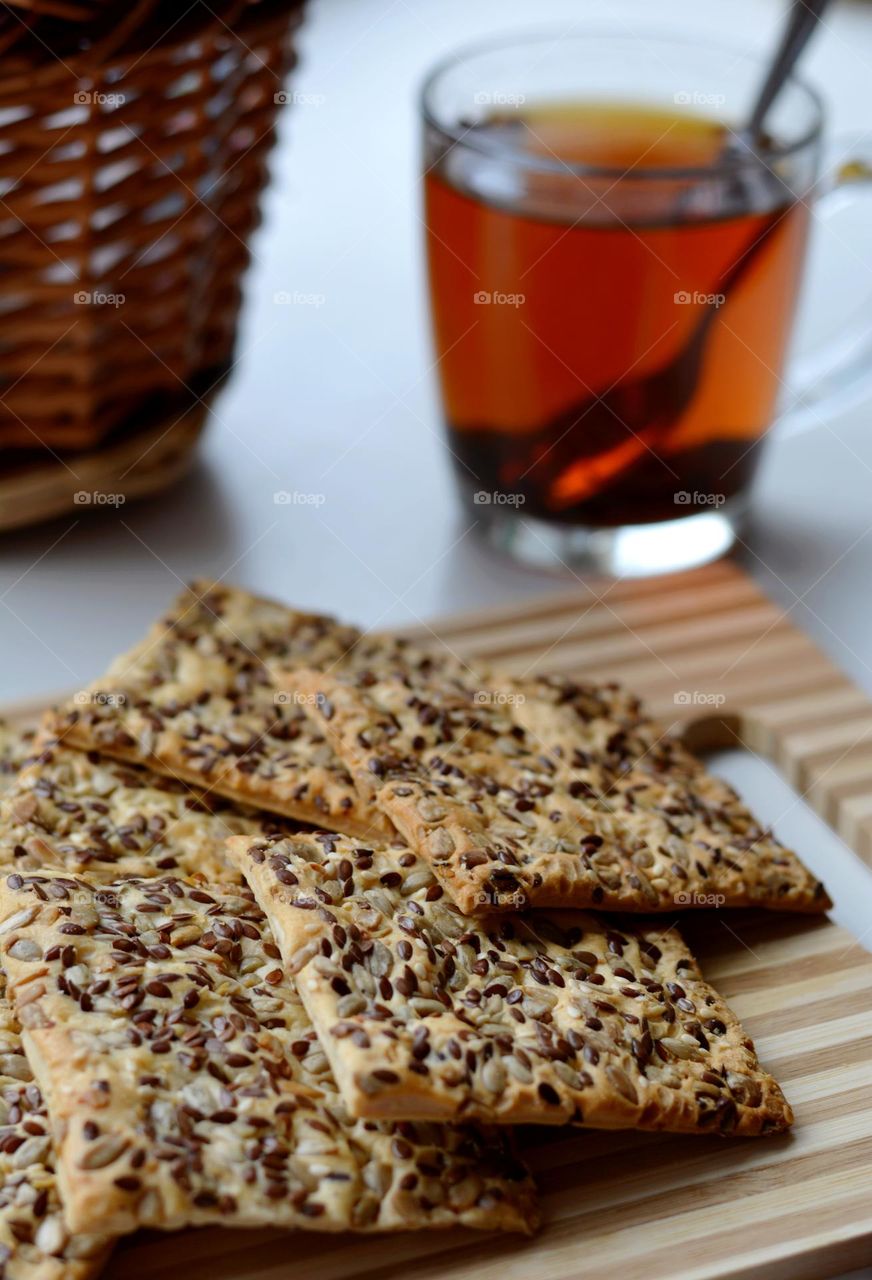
[{"left": 0, "top": 0, "right": 304, "bottom": 454}]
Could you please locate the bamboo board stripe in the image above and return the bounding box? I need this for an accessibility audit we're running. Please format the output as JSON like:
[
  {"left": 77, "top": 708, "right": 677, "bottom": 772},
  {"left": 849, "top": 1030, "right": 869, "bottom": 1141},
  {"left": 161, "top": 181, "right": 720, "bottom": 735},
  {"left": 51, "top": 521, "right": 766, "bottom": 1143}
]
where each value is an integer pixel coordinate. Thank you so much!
[
  {"left": 8, "top": 558, "right": 872, "bottom": 1279},
  {"left": 105, "top": 915, "right": 872, "bottom": 1280}
]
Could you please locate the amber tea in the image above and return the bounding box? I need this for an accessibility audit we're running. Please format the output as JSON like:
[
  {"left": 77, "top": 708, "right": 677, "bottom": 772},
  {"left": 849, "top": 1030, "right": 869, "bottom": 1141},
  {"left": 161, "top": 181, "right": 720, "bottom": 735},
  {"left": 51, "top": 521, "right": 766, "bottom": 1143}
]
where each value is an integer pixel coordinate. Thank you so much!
[{"left": 424, "top": 101, "right": 811, "bottom": 529}]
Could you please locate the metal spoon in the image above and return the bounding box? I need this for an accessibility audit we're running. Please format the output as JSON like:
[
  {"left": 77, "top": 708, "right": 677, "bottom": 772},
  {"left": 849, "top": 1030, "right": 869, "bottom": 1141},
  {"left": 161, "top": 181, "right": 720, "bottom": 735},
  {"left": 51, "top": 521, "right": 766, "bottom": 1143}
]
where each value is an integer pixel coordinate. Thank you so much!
[
  {"left": 714, "top": 0, "right": 832, "bottom": 215},
  {"left": 743, "top": 0, "right": 831, "bottom": 148},
  {"left": 530, "top": 0, "right": 833, "bottom": 512}
]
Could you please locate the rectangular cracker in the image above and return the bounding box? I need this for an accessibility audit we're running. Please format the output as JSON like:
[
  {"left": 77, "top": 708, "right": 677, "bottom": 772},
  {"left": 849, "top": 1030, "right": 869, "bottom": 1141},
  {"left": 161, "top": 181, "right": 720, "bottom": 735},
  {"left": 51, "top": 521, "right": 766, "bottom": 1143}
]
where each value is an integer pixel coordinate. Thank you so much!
[
  {"left": 286, "top": 667, "right": 829, "bottom": 915},
  {"left": 0, "top": 871, "right": 537, "bottom": 1238},
  {"left": 0, "top": 974, "right": 111, "bottom": 1280},
  {"left": 0, "top": 733, "right": 297, "bottom": 884},
  {"left": 509, "top": 673, "right": 829, "bottom": 899},
  {"left": 43, "top": 581, "right": 392, "bottom": 840},
  {"left": 0, "top": 730, "right": 113, "bottom": 1280},
  {"left": 227, "top": 830, "right": 793, "bottom": 1137}
]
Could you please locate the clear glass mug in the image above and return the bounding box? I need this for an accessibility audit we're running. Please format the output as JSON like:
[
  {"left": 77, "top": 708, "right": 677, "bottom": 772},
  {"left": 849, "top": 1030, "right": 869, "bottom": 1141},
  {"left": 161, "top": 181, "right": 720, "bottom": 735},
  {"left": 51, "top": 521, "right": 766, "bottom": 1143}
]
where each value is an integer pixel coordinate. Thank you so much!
[{"left": 421, "top": 31, "right": 872, "bottom": 575}]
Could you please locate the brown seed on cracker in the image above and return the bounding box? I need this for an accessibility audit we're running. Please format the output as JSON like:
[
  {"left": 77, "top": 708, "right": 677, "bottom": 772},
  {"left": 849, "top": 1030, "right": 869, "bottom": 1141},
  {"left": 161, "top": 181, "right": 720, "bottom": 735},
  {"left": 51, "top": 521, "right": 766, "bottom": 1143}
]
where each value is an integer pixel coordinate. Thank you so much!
[
  {"left": 0, "top": 871, "right": 537, "bottom": 1237},
  {"left": 226, "top": 830, "right": 793, "bottom": 1136},
  {"left": 283, "top": 666, "right": 828, "bottom": 915}
]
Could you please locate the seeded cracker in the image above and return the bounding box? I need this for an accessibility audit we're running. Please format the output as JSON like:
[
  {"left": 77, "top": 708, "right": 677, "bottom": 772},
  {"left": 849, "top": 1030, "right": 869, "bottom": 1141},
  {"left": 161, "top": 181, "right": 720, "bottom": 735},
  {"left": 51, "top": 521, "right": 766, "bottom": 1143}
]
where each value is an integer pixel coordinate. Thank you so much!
[
  {"left": 0, "top": 872, "right": 538, "bottom": 1237},
  {"left": 509, "top": 672, "right": 830, "bottom": 903},
  {"left": 0, "top": 734, "right": 296, "bottom": 883},
  {"left": 0, "top": 726, "right": 111, "bottom": 1280},
  {"left": 43, "top": 581, "right": 392, "bottom": 839},
  {"left": 227, "top": 831, "right": 793, "bottom": 1136},
  {"left": 0, "top": 975, "right": 110, "bottom": 1280},
  {"left": 286, "top": 667, "right": 828, "bottom": 914},
  {"left": 0, "top": 721, "right": 35, "bottom": 796}
]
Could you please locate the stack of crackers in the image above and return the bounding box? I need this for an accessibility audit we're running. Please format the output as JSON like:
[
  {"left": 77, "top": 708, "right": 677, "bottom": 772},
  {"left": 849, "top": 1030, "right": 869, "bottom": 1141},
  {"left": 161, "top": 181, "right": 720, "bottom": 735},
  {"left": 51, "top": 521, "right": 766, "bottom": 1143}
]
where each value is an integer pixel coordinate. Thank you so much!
[{"left": 0, "top": 582, "right": 831, "bottom": 1275}]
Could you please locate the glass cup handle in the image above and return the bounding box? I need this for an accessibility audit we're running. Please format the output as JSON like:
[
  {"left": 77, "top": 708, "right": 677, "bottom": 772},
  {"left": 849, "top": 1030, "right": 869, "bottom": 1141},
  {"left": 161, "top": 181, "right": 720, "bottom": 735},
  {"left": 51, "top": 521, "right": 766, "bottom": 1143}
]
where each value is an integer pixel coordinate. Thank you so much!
[{"left": 779, "top": 141, "right": 872, "bottom": 438}]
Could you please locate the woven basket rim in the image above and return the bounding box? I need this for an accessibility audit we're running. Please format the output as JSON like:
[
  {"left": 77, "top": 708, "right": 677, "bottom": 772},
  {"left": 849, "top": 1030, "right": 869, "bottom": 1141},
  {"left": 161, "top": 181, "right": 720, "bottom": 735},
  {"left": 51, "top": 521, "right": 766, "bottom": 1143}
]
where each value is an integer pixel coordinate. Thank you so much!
[
  {"left": 0, "top": 0, "right": 303, "bottom": 461},
  {"left": 0, "top": 0, "right": 303, "bottom": 90},
  {"left": 2, "top": 0, "right": 106, "bottom": 19}
]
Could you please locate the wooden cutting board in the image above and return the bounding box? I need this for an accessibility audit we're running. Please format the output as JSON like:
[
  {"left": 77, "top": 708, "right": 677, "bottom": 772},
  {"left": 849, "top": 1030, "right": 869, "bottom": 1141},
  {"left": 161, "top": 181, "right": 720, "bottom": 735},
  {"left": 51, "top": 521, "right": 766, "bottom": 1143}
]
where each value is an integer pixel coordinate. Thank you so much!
[
  {"left": 9, "top": 559, "right": 872, "bottom": 1280},
  {"left": 0, "top": 404, "right": 205, "bottom": 531}
]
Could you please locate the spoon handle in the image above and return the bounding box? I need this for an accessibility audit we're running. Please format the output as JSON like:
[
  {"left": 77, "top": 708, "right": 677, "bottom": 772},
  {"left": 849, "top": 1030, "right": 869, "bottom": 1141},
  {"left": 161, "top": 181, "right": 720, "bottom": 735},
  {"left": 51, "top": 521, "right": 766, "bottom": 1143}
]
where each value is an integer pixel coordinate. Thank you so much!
[{"left": 747, "top": 0, "right": 831, "bottom": 140}]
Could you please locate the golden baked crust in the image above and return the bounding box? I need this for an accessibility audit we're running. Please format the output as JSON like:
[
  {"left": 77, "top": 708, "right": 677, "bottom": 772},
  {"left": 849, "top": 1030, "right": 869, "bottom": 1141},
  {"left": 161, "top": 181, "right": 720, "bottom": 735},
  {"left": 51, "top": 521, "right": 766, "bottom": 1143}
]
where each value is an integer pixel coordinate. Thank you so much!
[
  {"left": 0, "top": 974, "right": 110, "bottom": 1280},
  {"left": 285, "top": 667, "right": 829, "bottom": 915},
  {"left": 0, "top": 734, "right": 295, "bottom": 883},
  {"left": 42, "top": 582, "right": 391, "bottom": 840},
  {"left": 0, "top": 729, "right": 111, "bottom": 1277},
  {"left": 227, "top": 830, "right": 793, "bottom": 1137},
  {"left": 0, "top": 872, "right": 537, "bottom": 1238}
]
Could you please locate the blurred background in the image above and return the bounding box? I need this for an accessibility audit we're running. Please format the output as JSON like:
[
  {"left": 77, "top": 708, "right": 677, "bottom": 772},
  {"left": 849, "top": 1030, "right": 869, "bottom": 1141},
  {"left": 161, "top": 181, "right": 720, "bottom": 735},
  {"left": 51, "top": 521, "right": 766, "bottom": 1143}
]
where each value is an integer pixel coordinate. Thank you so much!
[{"left": 1, "top": 0, "right": 872, "bottom": 705}]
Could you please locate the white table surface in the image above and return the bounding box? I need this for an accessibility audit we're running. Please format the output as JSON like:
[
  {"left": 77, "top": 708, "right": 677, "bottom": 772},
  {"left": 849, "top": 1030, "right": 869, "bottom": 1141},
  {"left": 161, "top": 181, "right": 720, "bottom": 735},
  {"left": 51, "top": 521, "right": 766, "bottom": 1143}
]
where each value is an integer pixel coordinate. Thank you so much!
[
  {"left": 3, "top": 0, "right": 872, "bottom": 704},
  {"left": 1, "top": 3, "right": 871, "bottom": 1271}
]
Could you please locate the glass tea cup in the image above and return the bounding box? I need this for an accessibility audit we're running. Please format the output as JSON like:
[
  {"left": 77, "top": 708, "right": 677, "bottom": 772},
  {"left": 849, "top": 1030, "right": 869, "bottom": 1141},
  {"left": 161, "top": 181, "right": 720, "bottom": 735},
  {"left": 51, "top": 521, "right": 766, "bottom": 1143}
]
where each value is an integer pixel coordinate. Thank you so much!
[{"left": 422, "top": 31, "right": 872, "bottom": 575}]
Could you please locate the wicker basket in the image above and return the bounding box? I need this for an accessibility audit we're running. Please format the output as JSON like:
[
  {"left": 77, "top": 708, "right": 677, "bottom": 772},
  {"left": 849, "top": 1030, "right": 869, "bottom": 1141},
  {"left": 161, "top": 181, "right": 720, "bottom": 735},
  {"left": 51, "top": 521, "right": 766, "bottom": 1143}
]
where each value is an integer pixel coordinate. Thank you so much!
[{"left": 0, "top": 0, "right": 304, "bottom": 463}]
